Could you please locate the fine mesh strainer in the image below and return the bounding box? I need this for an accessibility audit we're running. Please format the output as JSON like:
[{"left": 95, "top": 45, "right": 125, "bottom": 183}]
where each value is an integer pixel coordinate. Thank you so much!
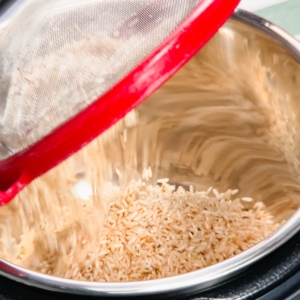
[{"left": 0, "top": 0, "right": 239, "bottom": 204}]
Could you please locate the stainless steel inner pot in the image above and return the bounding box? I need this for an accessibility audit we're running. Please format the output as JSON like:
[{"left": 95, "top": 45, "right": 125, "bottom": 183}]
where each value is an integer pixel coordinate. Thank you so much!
[{"left": 1, "top": 8, "right": 300, "bottom": 297}]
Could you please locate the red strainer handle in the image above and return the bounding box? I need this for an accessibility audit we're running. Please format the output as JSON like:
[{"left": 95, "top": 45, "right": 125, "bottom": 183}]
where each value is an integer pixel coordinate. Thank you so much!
[{"left": 0, "top": 0, "right": 240, "bottom": 205}]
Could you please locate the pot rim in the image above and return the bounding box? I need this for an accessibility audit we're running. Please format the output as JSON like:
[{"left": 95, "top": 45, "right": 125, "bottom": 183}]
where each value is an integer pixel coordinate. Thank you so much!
[{"left": 1, "top": 8, "right": 300, "bottom": 297}]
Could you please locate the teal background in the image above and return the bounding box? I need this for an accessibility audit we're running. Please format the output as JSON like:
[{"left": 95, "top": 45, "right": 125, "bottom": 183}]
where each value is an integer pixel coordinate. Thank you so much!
[{"left": 254, "top": 0, "right": 300, "bottom": 37}]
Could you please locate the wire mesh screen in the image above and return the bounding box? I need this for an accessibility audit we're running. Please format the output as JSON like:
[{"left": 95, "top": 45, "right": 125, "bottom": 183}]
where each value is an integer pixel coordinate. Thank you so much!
[{"left": 0, "top": 0, "right": 199, "bottom": 159}]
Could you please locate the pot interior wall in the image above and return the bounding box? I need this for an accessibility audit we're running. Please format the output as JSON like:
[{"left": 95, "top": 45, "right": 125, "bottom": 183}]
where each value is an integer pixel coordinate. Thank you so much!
[{"left": 95, "top": 18, "right": 300, "bottom": 223}]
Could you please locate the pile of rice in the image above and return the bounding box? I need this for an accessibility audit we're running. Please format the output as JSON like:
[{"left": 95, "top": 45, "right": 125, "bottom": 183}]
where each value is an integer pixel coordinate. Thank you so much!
[
  {"left": 0, "top": 172, "right": 280, "bottom": 282},
  {"left": 66, "top": 180, "right": 279, "bottom": 282}
]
